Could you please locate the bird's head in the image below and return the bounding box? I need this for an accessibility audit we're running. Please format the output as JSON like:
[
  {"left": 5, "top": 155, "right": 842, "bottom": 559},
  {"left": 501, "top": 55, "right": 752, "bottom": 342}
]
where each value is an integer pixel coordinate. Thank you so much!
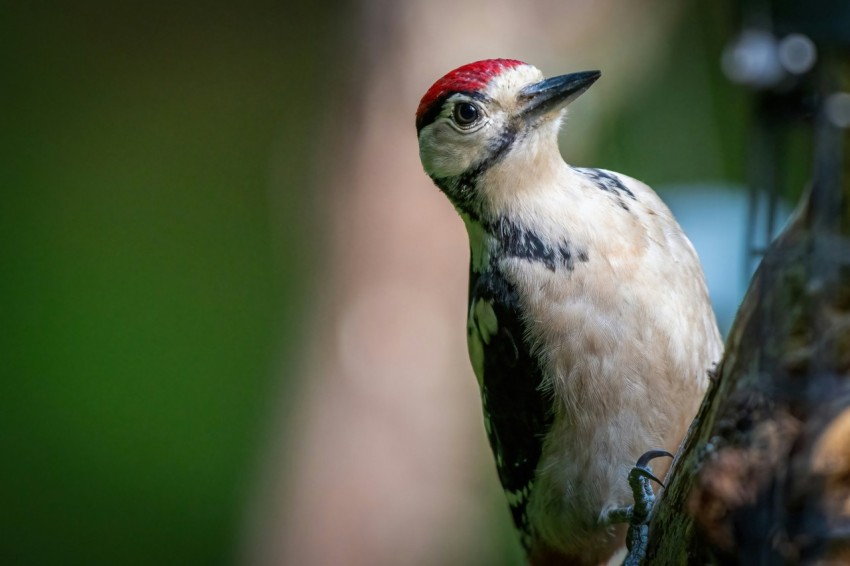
[{"left": 416, "top": 59, "right": 600, "bottom": 214}]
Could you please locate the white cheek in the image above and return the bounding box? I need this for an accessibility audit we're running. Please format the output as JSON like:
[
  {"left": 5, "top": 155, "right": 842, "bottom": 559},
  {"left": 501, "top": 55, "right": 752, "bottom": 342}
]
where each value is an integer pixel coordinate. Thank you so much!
[{"left": 419, "top": 121, "right": 495, "bottom": 179}]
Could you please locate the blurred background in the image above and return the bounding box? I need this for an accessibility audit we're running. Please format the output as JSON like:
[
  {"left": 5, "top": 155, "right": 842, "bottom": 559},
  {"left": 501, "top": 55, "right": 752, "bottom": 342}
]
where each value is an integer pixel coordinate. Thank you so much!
[{"left": 2, "top": 0, "right": 840, "bottom": 565}]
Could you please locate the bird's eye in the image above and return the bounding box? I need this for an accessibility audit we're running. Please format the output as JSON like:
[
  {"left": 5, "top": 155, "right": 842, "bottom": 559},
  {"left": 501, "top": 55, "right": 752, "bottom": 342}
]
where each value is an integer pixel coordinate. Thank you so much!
[{"left": 452, "top": 102, "right": 480, "bottom": 127}]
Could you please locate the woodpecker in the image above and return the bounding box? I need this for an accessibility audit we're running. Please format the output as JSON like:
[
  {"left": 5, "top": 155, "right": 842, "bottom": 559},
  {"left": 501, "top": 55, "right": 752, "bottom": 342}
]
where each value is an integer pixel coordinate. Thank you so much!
[{"left": 415, "top": 59, "right": 723, "bottom": 565}]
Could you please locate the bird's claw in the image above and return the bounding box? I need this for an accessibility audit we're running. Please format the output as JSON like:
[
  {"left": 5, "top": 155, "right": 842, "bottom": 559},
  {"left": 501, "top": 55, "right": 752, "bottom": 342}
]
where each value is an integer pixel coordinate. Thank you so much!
[
  {"left": 630, "top": 466, "right": 666, "bottom": 488},
  {"left": 621, "top": 449, "right": 673, "bottom": 566},
  {"left": 635, "top": 449, "right": 673, "bottom": 469}
]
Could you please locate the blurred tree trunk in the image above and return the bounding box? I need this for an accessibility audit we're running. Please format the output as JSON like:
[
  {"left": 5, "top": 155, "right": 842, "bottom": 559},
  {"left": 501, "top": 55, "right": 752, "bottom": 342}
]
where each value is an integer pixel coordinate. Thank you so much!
[
  {"left": 643, "top": 67, "right": 850, "bottom": 564},
  {"left": 245, "top": 2, "right": 690, "bottom": 566}
]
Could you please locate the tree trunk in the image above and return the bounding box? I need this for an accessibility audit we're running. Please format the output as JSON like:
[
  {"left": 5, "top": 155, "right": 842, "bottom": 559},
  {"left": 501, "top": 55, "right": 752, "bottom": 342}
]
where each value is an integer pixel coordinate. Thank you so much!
[{"left": 643, "top": 67, "right": 850, "bottom": 564}]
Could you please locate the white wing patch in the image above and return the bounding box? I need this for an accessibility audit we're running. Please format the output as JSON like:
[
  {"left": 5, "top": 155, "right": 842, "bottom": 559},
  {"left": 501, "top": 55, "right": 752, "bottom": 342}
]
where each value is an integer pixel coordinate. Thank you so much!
[
  {"left": 504, "top": 482, "right": 533, "bottom": 507},
  {"left": 474, "top": 299, "right": 499, "bottom": 343},
  {"left": 468, "top": 298, "right": 498, "bottom": 388},
  {"left": 467, "top": 313, "right": 485, "bottom": 387},
  {"left": 461, "top": 215, "right": 491, "bottom": 273},
  {"left": 506, "top": 480, "right": 536, "bottom": 549}
]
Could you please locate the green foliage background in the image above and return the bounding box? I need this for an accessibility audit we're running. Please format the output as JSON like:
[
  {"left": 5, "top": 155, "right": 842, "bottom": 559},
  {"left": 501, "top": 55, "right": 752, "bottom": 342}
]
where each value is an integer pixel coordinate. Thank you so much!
[{"left": 1, "top": 3, "right": 339, "bottom": 564}]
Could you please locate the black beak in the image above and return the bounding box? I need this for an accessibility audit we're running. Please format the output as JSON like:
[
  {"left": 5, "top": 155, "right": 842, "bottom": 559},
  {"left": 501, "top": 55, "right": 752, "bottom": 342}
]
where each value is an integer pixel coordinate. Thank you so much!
[{"left": 518, "top": 70, "right": 601, "bottom": 119}]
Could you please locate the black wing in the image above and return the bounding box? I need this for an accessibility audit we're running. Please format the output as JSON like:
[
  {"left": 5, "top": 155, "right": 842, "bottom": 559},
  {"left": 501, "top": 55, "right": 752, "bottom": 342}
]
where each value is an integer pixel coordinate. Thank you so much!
[{"left": 468, "top": 264, "right": 554, "bottom": 547}]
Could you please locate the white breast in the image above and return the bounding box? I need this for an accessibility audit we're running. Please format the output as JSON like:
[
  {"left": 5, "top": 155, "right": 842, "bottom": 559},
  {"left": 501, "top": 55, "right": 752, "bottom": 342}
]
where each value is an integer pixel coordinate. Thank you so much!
[{"left": 498, "top": 169, "right": 723, "bottom": 557}]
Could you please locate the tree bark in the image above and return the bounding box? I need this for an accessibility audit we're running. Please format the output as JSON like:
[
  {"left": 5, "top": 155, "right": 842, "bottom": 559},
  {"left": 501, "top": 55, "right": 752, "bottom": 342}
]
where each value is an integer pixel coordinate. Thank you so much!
[{"left": 643, "top": 80, "right": 850, "bottom": 564}]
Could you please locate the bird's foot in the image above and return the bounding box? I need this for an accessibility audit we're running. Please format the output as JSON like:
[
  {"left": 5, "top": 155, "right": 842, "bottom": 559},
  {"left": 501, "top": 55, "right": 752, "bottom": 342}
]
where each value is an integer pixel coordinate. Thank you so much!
[{"left": 607, "top": 450, "right": 673, "bottom": 566}]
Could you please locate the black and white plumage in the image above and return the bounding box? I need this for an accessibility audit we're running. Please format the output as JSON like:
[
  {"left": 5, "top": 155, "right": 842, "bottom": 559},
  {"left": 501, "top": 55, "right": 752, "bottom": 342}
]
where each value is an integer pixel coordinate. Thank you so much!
[{"left": 416, "top": 60, "right": 722, "bottom": 565}]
